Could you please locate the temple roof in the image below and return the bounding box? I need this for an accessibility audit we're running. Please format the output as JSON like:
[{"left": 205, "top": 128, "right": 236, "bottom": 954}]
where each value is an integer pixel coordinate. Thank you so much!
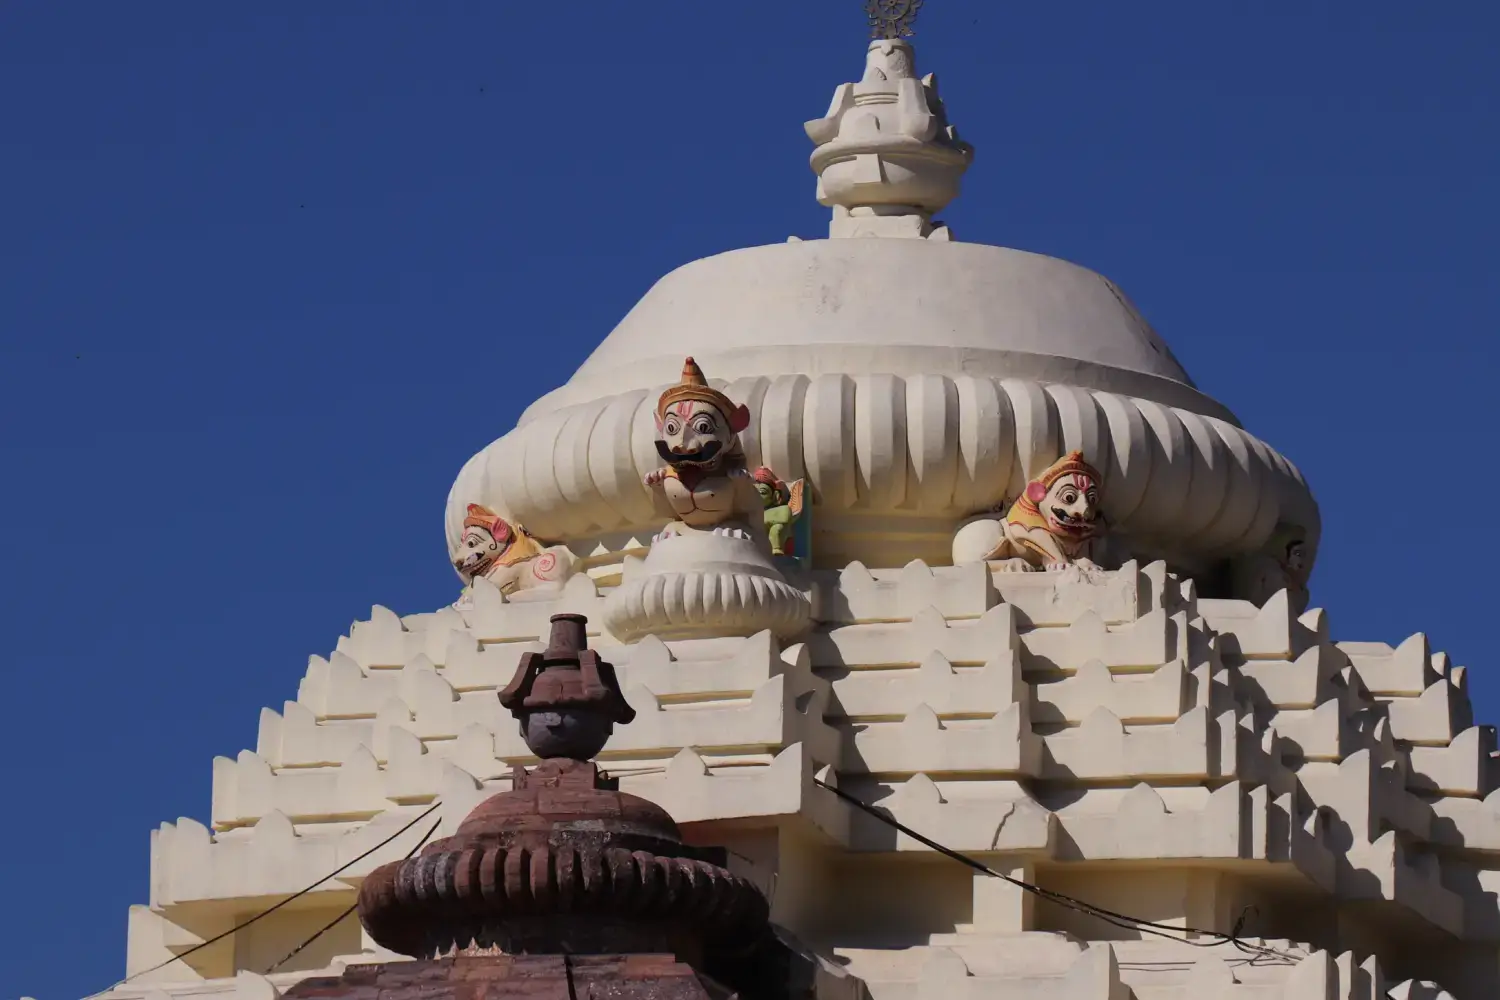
[
  {"left": 448, "top": 34, "right": 1319, "bottom": 574},
  {"left": 521, "top": 240, "right": 1229, "bottom": 427}
]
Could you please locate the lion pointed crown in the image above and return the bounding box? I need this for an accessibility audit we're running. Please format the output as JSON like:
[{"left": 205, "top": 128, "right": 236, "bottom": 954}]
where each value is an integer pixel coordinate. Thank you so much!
[
  {"left": 1036, "top": 450, "right": 1101, "bottom": 488},
  {"left": 1018, "top": 450, "right": 1103, "bottom": 506},
  {"left": 655, "top": 356, "right": 751, "bottom": 433},
  {"left": 463, "top": 503, "right": 513, "bottom": 542}
]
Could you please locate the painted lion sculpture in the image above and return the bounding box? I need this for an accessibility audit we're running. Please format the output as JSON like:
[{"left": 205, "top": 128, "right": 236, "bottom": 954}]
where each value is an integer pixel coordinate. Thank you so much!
[
  {"left": 452, "top": 503, "right": 576, "bottom": 598},
  {"left": 951, "top": 451, "right": 1110, "bottom": 572}
]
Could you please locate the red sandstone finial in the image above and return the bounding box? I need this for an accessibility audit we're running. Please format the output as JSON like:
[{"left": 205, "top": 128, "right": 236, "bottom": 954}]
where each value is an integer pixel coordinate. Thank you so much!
[
  {"left": 497, "top": 613, "right": 634, "bottom": 760},
  {"left": 355, "top": 613, "right": 769, "bottom": 966}
]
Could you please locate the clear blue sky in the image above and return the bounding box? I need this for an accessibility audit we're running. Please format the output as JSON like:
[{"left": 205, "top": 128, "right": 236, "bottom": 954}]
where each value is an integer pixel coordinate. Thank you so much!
[{"left": 1, "top": 3, "right": 1495, "bottom": 996}]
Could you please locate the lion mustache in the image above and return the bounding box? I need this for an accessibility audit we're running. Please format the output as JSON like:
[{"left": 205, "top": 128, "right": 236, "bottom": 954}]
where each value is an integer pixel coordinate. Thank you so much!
[
  {"left": 1049, "top": 506, "right": 1099, "bottom": 534},
  {"left": 656, "top": 439, "right": 723, "bottom": 466}
]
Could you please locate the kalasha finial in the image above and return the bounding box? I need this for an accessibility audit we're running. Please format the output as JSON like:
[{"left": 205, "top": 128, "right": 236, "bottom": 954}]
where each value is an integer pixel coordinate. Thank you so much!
[
  {"left": 498, "top": 613, "right": 634, "bottom": 760},
  {"left": 867, "top": 0, "right": 923, "bottom": 38}
]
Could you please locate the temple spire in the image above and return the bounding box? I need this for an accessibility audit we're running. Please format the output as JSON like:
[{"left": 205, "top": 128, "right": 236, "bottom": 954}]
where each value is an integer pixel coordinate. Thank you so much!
[{"left": 805, "top": 9, "right": 973, "bottom": 240}]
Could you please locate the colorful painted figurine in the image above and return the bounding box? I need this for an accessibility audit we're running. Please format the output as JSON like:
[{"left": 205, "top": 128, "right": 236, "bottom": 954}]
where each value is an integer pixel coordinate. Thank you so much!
[
  {"left": 453, "top": 503, "right": 576, "bottom": 596},
  {"left": 752, "top": 466, "right": 808, "bottom": 559},
  {"left": 1233, "top": 521, "right": 1312, "bottom": 613},
  {"left": 974, "top": 451, "right": 1108, "bottom": 572},
  {"left": 643, "top": 357, "right": 764, "bottom": 538}
]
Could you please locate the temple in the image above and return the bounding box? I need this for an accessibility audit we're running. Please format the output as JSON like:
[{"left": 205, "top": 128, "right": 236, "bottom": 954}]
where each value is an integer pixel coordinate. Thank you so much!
[{"left": 97, "top": 14, "right": 1498, "bottom": 1000}]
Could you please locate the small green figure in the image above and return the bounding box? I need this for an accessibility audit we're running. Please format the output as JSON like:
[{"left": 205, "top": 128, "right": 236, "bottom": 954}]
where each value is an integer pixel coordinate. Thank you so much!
[{"left": 752, "top": 466, "right": 807, "bottom": 561}]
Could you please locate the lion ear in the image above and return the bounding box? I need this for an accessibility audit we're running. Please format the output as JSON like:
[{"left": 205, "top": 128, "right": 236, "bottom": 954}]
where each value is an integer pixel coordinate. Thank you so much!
[
  {"left": 1025, "top": 481, "right": 1048, "bottom": 503},
  {"left": 729, "top": 404, "right": 751, "bottom": 434},
  {"left": 788, "top": 479, "right": 806, "bottom": 518},
  {"left": 653, "top": 409, "right": 664, "bottom": 433}
]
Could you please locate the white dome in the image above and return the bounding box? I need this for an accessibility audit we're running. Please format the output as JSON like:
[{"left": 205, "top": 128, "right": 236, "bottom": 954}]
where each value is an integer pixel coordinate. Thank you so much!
[
  {"left": 452, "top": 238, "right": 1319, "bottom": 574},
  {"left": 520, "top": 240, "right": 1235, "bottom": 426},
  {"left": 448, "top": 44, "right": 1321, "bottom": 579}
]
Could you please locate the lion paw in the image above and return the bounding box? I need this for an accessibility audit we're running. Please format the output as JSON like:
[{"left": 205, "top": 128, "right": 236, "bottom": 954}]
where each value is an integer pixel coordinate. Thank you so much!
[{"left": 643, "top": 468, "right": 667, "bottom": 487}]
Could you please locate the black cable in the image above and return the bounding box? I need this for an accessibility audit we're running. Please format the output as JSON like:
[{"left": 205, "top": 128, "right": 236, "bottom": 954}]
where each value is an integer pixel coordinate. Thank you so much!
[
  {"left": 83, "top": 800, "right": 444, "bottom": 999},
  {"left": 268, "top": 903, "right": 358, "bottom": 974},
  {"left": 813, "top": 777, "right": 1301, "bottom": 964},
  {"left": 264, "top": 816, "right": 443, "bottom": 974}
]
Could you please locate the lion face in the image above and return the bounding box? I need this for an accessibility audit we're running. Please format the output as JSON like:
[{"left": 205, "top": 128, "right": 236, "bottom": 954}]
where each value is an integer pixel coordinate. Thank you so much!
[
  {"left": 1284, "top": 540, "right": 1307, "bottom": 575},
  {"left": 453, "top": 523, "right": 510, "bottom": 578},
  {"left": 1279, "top": 531, "right": 1310, "bottom": 585},
  {"left": 655, "top": 399, "right": 736, "bottom": 469},
  {"left": 1035, "top": 472, "right": 1101, "bottom": 539}
]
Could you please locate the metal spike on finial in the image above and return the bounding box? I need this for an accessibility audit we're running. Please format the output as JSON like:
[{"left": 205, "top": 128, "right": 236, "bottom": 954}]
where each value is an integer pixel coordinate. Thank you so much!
[{"left": 867, "top": 0, "right": 923, "bottom": 39}]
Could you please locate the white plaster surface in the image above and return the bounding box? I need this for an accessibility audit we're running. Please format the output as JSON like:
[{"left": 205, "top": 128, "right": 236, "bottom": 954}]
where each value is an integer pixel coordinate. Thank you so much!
[
  {"left": 104, "top": 565, "right": 1500, "bottom": 1000},
  {"left": 450, "top": 363, "right": 1320, "bottom": 573},
  {"left": 527, "top": 240, "right": 1209, "bottom": 419}
]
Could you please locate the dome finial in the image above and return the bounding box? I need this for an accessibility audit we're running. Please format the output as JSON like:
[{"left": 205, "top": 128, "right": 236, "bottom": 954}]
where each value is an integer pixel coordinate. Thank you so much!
[
  {"left": 805, "top": 16, "right": 973, "bottom": 240},
  {"left": 357, "top": 613, "right": 769, "bottom": 963},
  {"left": 497, "top": 613, "right": 634, "bottom": 760},
  {"left": 867, "top": 0, "right": 923, "bottom": 39}
]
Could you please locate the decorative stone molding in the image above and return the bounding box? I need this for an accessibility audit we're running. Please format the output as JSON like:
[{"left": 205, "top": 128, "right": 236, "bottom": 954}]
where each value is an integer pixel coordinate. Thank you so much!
[
  {"left": 601, "top": 525, "right": 812, "bottom": 642},
  {"left": 127, "top": 564, "right": 1497, "bottom": 1000},
  {"left": 451, "top": 374, "right": 1319, "bottom": 577}
]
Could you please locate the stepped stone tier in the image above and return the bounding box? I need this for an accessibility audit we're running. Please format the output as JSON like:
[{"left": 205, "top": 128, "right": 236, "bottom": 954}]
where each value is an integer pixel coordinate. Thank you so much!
[{"left": 96, "top": 29, "right": 1497, "bottom": 1000}]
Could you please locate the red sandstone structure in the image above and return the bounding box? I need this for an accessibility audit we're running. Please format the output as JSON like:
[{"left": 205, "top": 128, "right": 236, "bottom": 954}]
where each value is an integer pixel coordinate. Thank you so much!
[{"left": 285, "top": 615, "right": 780, "bottom": 999}]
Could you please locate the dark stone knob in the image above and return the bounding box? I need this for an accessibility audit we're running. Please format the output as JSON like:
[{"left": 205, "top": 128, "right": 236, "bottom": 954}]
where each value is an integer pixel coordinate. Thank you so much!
[{"left": 497, "top": 614, "right": 635, "bottom": 761}]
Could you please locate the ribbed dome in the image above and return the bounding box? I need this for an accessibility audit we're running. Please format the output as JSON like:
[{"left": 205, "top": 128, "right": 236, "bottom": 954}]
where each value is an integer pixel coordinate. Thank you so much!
[{"left": 519, "top": 239, "right": 1234, "bottom": 426}]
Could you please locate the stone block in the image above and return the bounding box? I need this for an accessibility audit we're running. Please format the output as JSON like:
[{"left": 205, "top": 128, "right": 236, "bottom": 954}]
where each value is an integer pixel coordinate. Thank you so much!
[
  {"left": 1386, "top": 679, "right": 1471, "bottom": 747},
  {"left": 822, "top": 560, "right": 995, "bottom": 624},
  {"left": 1429, "top": 789, "right": 1500, "bottom": 851},
  {"left": 440, "top": 634, "right": 540, "bottom": 692},
  {"left": 827, "top": 649, "right": 1025, "bottom": 720},
  {"left": 337, "top": 605, "right": 420, "bottom": 670},
  {"left": 1343, "top": 831, "right": 1464, "bottom": 936},
  {"left": 1041, "top": 707, "right": 1210, "bottom": 781},
  {"left": 808, "top": 604, "right": 1019, "bottom": 668},
  {"left": 1199, "top": 591, "right": 1314, "bottom": 663},
  {"left": 610, "top": 630, "right": 790, "bottom": 700},
  {"left": 620, "top": 743, "right": 844, "bottom": 839},
  {"left": 1299, "top": 750, "right": 1433, "bottom": 847},
  {"left": 846, "top": 703, "right": 1040, "bottom": 777},
  {"left": 897, "top": 943, "right": 1127, "bottom": 1000},
  {"left": 1408, "top": 726, "right": 1497, "bottom": 798},
  {"left": 1237, "top": 644, "right": 1343, "bottom": 710},
  {"left": 1270, "top": 700, "right": 1351, "bottom": 763},
  {"left": 459, "top": 575, "right": 610, "bottom": 644},
  {"left": 1339, "top": 634, "right": 1435, "bottom": 697},
  {"left": 151, "top": 805, "right": 442, "bottom": 911},
  {"left": 840, "top": 775, "right": 1054, "bottom": 854},
  {"left": 990, "top": 562, "right": 1144, "bottom": 627},
  {"left": 298, "top": 652, "right": 395, "bottom": 719},
  {"left": 211, "top": 748, "right": 386, "bottom": 829},
  {"left": 258, "top": 702, "right": 371, "bottom": 768},
  {"left": 1021, "top": 608, "right": 1171, "bottom": 672},
  {"left": 1056, "top": 782, "right": 1249, "bottom": 861},
  {"left": 1032, "top": 658, "right": 1187, "bottom": 725}
]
